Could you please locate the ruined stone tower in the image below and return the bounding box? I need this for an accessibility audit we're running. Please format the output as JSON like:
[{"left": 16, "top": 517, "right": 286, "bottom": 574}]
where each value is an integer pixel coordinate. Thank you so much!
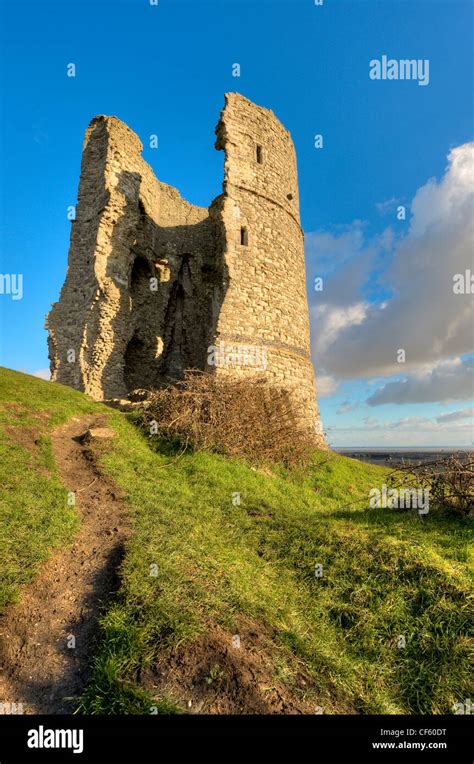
[{"left": 46, "top": 93, "right": 324, "bottom": 444}]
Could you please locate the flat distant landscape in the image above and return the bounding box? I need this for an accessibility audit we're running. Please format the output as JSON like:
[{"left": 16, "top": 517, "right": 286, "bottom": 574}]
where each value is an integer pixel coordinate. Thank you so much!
[{"left": 335, "top": 448, "right": 474, "bottom": 467}]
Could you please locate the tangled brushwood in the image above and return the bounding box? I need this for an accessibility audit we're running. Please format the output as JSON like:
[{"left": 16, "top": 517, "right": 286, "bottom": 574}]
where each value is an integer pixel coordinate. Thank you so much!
[
  {"left": 134, "top": 371, "right": 316, "bottom": 467},
  {"left": 388, "top": 454, "right": 474, "bottom": 517}
]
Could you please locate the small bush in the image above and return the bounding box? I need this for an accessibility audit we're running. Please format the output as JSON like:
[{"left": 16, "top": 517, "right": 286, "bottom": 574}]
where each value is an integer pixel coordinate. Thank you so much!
[{"left": 135, "top": 370, "right": 316, "bottom": 467}]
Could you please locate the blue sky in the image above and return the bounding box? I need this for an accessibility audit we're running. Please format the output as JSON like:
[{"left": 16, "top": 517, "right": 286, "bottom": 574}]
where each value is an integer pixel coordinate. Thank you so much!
[{"left": 0, "top": 0, "right": 472, "bottom": 446}]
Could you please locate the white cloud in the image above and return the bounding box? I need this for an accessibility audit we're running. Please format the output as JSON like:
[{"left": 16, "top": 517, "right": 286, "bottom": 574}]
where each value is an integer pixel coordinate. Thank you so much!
[
  {"left": 375, "top": 197, "right": 400, "bottom": 216},
  {"left": 362, "top": 416, "right": 380, "bottom": 428},
  {"left": 367, "top": 357, "right": 474, "bottom": 406},
  {"left": 327, "top": 413, "right": 473, "bottom": 448},
  {"left": 345, "top": 413, "right": 472, "bottom": 434},
  {"left": 336, "top": 400, "right": 360, "bottom": 415},
  {"left": 436, "top": 407, "right": 474, "bottom": 424},
  {"left": 316, "top": 374, "right": 338, "bottom": 397},
  {"left": 308, "top": 141, "right": 474, "bottom": 402},
  {"left": 311, "top": 301, "right": 368, "bottom": 355},
  {"left": 409, "top": 143, "right": 474, "bottom": 237}
]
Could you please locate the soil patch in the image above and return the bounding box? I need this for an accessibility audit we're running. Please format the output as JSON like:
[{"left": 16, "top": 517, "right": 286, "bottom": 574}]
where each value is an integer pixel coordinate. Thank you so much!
[
  {"left": 145, "top": 620, "right": 320, "bottom": 714},
  {"left": 0, "top": 415, "right": 131, "bottom": 713}
]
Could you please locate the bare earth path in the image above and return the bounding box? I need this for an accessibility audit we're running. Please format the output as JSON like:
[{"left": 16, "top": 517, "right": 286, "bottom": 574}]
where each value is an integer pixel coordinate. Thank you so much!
[{"left": 0, "top": 415, "right": 130, "bottom": 714}]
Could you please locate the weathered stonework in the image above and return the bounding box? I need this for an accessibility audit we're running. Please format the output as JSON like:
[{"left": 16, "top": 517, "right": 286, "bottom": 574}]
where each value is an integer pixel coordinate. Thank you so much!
[{"left": 46, "top": 93, "right": 325, "bottom": 444}]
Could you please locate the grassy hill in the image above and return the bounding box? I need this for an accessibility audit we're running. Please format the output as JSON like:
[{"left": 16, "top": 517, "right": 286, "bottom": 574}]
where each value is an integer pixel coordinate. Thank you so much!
[{"left": 0, "top": 367, "right": 472, "bottom": 714}]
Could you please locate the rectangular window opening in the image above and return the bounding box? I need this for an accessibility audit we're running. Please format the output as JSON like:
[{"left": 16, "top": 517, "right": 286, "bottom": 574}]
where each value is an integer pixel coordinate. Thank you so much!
[
  {"left": 240, "top": 227, "right": 248, "bottom": 246},
  {"left": 256, "top": 144, "right": 263, "bottom": 164}
]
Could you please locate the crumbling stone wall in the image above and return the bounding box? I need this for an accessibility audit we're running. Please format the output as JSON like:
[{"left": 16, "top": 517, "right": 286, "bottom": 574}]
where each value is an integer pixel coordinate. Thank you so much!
[{"left": 46, "top": 93, "right": 325, "bottom": 444}]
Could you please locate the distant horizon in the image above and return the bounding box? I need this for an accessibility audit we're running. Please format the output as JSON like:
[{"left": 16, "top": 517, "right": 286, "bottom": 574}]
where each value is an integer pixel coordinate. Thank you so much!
[
  {"left": 2, "top": 365, "right": 473, "bottom": 452},
  {"left": 334, "top": 446, "right": 474, "bottom": 452}
]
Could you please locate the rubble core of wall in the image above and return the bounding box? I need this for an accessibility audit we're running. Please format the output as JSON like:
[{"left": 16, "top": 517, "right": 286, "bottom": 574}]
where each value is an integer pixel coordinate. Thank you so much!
[
  {"left": 46, "top": 93, "right": 325, "bottom": 445},
  {"left": 47, "top": 115, "right": 226, "bottom": 401}
]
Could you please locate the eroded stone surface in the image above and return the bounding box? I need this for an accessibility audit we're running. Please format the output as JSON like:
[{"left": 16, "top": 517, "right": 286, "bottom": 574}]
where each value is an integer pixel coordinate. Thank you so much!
[
  {"left": 46, "top": 93, "right": 325, "bottom": 445},
  {"left": 81, "top": 427, "right": 117, "bottom": 442}
]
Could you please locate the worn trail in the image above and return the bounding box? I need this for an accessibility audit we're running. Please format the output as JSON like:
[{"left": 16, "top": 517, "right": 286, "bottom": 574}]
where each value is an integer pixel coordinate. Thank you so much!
[{"left": 0, "top": 415, "right": 130, "bottom": 714}]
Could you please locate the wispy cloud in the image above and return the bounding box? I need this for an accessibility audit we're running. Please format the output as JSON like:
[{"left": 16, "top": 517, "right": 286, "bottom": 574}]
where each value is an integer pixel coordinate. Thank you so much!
[
  {"left": 367, "top": 357, "right": 474, "bottom": 406},
  {"left": 336, "top": 400, "right": 361, "bottom": 415},
  {"left": 436, "top": 407, "right": 473, "bottom": 424}
]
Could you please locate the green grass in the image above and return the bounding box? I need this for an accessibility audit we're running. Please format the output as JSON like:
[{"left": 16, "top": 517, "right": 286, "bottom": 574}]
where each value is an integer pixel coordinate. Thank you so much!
[
  {"left": 0, "top": 368, "right": 102, "bottom": 609},
  {"left": 0, "top": 367, "right": 472, "bottom": 715}
]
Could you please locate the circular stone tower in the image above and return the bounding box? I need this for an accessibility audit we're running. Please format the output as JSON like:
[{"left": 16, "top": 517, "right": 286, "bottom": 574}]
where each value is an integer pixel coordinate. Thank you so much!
[{"left": 213, "top": 93, "right": 324, "bottom": 444}]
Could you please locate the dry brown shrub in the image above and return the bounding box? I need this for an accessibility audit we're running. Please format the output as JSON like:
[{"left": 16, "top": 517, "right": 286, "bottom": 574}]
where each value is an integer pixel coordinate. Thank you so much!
[
  {"left": 387, "top": 454, "right": 474, "bottom": 517},
  {"left": 135, "top": 370, "right": 316, "bottom": 468}
]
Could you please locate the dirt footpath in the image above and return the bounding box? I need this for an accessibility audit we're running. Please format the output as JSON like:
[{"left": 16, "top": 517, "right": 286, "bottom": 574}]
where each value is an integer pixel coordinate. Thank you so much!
[{"left": 0, "top": 415, "right": 130, "bottom": 714}]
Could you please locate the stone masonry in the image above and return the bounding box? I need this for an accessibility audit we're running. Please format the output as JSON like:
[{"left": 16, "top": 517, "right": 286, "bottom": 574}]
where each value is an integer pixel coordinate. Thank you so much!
[{"left": 46, "top": 93, "right": 325, "bottom": 444}]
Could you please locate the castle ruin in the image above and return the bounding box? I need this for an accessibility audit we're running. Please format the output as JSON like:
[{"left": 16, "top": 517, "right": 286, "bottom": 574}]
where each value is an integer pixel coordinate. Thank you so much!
[{"left": 46, "top": 93, "right": 324, "bottom": 444}]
